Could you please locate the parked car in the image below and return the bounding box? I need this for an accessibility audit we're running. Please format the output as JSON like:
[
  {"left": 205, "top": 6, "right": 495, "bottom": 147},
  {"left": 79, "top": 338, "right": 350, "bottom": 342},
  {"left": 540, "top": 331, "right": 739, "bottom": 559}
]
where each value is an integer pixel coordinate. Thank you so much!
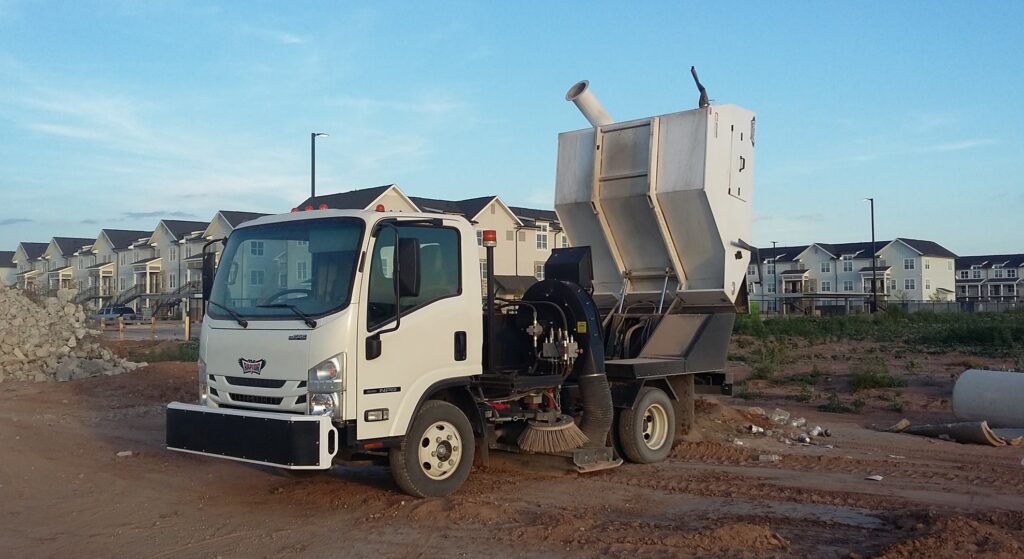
[{"left": 94, "top": 306, "right": 137, "bottom": 323}]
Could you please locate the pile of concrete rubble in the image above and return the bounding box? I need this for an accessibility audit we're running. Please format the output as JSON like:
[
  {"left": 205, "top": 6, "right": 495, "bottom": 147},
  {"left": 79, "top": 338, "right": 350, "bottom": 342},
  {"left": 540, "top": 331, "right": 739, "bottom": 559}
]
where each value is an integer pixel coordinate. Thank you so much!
[{"left": 0, "top": 287, "right": 142, "bottom": 382}]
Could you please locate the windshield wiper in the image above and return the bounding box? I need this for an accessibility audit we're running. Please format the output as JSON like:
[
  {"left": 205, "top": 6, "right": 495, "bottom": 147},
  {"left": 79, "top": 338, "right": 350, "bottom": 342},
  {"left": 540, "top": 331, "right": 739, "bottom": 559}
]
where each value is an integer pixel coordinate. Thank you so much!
[
  {"left": 257, "top": 303, "right": 317, "bottom": 328},
  {"left": 208, "top": 300, "right": 248, "bottom": 328}
]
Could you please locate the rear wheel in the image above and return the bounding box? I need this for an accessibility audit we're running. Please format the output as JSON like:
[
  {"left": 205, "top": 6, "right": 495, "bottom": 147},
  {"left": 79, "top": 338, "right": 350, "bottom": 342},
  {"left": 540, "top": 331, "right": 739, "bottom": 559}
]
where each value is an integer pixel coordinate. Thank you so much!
[
  {"left": 618, "top": 386, "right": 676, "bottom": 464},
  {"left": 389, "top": 400, "right": 474, "bottom": 497}
]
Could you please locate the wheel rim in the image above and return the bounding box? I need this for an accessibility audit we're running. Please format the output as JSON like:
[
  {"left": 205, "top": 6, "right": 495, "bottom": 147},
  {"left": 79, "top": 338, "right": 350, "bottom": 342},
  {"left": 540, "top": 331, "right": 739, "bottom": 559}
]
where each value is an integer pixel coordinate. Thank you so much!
[
  {"left": 416, "top": 420, "right": 463, "bottom": 480},
  {"left": 641, "top": 402, "right": 669, "bottom": 451}
]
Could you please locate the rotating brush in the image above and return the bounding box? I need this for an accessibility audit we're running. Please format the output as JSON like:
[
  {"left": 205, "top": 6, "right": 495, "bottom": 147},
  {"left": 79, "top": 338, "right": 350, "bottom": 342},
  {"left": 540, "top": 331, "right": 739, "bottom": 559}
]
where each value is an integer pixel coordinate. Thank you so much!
[{"left": 517, "top": 414, "right": 589, "bottom": 454}]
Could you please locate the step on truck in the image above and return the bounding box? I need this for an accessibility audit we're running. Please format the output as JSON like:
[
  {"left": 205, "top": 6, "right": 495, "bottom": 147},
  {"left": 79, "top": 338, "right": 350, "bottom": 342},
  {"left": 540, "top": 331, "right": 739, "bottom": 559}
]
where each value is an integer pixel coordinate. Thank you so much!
[{"left": 166, "top": 76, "right": 756, "bottom": 497}]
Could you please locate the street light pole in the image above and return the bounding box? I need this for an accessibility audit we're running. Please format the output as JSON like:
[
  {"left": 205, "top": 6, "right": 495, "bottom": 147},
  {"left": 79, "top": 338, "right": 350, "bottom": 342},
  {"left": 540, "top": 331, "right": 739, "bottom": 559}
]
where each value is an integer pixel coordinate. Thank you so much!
[
  {"left": 865, "top": 197, "right": 877, "bottom": 313},
  {"left": 771, "top": 240, "right": 778, "bottom": 314},
  {"left": 311, "top": 132, "right": 329, "bottom": 202}
]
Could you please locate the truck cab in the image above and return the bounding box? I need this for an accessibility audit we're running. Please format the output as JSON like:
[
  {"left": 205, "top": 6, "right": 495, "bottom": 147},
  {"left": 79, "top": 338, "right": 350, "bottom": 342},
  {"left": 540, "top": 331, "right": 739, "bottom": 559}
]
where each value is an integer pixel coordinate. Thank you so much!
[{"left": 169, "top": 209, "right": 484, "bottom": 494}]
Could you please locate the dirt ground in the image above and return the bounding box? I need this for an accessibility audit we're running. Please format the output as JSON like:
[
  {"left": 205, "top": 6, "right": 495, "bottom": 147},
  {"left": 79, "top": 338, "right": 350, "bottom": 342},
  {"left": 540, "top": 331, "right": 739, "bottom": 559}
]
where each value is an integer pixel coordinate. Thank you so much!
[{"left": 2, "top": 339, "right": 1023, "bottom": 558}]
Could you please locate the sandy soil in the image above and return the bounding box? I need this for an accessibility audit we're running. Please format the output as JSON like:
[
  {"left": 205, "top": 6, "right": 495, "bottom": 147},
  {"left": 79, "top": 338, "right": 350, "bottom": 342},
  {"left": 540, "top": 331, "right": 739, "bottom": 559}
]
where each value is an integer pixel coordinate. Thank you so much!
[{"left": 2, "top": 341, "right": 1023, "bottom": 558}]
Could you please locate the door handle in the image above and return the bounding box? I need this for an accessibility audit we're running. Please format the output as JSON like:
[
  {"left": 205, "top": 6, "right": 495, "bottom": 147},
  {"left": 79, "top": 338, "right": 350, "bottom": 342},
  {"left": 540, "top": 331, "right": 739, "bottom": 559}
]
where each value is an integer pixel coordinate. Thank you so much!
[{"left": 454, "top": 331, "right": 467, "bottom": 361}]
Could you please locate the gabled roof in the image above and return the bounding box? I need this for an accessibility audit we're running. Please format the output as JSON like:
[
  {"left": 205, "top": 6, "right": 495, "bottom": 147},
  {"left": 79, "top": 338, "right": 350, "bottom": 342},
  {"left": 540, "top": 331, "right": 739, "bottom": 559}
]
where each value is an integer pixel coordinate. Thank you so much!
[
  {"left": 753, "top": 245, "right": 809, "bottom": 263},
  {"left": 219, "top": 211, "right": 269, "bottom": 228},
  {"left": 17, "top": 242, "right": 49, "bottom": 260},
  {"left": 894, "top": 238, "right": 957, "bottom": 259},
  {"left": 298, "top": 185, "right": 394, "bottom": 210},
  {"left": 52, "top": 237, "right": 96, "bottom": 257},
  {"left": 409, "top": 196, "right": 498, "bottom": 220},
  {"left": 101, "top": 229, "right": 152, "bottom": 250},
  {"left": 813, "top": 241, "right": 886, "bottom": 259},
  {"left": 0, "top": 251, "right": 14, "bottom": 268},
  {"left": 508, "top": 206, "right": 559, "bottom": 228},
  {"left": 955, "top": 254, "right": 1024, "bottom": 269},
  {"left": 159, "top": 220, "right": 210, "bottom": 240}
]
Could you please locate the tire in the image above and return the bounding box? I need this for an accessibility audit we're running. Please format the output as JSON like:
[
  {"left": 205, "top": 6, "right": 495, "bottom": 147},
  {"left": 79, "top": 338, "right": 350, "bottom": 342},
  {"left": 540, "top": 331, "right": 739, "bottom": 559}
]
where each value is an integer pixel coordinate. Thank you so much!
[
  {"left": 617, "top": 386, "right": 676, "bottom": 464},
  {"left": 389, "top": 400, "right": 475, "bottom": 497}
]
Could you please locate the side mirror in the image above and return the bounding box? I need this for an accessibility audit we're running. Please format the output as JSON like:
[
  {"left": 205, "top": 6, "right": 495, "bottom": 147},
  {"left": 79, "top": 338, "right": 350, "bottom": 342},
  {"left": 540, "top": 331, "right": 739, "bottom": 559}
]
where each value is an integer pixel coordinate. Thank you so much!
[
  {"left": 396, "top": 237, "right": 420, "bottom": 298},
  {"left": 201, "top": 253, "right": 216, "bottom": 302},
  {"left": 366, "top": 334, "right": 382, "bottom": 361}
]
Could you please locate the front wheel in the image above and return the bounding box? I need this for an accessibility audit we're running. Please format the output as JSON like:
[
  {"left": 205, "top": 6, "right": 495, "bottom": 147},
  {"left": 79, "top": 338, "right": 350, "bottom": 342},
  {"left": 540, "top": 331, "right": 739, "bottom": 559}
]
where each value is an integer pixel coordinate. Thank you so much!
[
  {"left": 618, "top": 386, "right": 676, "bottom": 464},
  {"left": 389, "top": 400, "right": 474, "bottom": 497}
]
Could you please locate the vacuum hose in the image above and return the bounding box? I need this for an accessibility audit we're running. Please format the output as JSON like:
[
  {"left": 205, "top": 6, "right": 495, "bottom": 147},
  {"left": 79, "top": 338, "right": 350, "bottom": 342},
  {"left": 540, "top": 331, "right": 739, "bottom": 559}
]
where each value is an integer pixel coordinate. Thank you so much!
[{"left": 577, "top": 372, "right": 614, "bottom": 448}]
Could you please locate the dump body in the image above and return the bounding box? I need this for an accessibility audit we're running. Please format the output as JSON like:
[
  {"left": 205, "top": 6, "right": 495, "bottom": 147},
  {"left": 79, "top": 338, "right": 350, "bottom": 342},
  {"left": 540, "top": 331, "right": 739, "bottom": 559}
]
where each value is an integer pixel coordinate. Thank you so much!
[{"left": 555, "top": 104, "right": 756, "bottom": 309}]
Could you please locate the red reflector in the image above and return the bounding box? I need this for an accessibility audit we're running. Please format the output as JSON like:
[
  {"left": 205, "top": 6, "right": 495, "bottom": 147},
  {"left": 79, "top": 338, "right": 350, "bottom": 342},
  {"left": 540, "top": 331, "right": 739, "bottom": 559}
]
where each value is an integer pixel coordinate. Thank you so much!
[
  {"left": 290, "top": 207, "right": 299, "bottom": 213},
  {"left": 363, "top": 441, "right": 384, "bottom": 449},
  {"left": 318, "top": 203, "right": 328, "bottom": 210},
  {"left": 375, "top": 204, "right": 385, "bottom": 212},
  {"left": 304, "top": 205, "right": 313, "bottom": 211}
]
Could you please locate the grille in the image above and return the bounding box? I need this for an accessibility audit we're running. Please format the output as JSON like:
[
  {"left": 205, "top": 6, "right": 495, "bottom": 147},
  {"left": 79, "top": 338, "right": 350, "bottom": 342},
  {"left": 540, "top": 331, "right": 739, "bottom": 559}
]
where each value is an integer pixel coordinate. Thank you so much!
[
  {"left": 209, "top": 387, "right": 219, "bottom": 396},
  {"left": 223, "top": 376, "right": 286, "bottom": 388},
  {"left": 296, "top": 394, "right": 307, "bottom": 405},
  {"left": 228, "top": 393, "right": 283, "bottom": 405}
]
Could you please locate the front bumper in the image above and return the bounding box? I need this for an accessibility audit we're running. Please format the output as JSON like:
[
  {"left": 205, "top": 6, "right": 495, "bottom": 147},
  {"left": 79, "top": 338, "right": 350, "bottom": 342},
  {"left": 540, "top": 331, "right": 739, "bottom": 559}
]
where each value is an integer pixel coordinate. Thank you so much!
[{"left": 166, "top": 402, "right": 338, "bottom": 469}]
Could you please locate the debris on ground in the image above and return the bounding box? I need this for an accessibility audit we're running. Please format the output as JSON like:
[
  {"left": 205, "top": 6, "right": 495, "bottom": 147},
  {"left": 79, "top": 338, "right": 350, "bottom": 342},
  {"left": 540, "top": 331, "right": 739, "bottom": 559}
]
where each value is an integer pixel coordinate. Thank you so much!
[
  {"left": 886, "top": 418, "right": 911, "bottom": 432},
  {"left": 903, "top": 421, "right": 1023, "bottom": 447},
  {"left": 0, "top": 287, "right": 143, "bottom": 382},
  {"left": 865, "top": 475, "right": 884, "bottom": 481},
  {"left": 116, "top": 450, "right": 133, "bottom": 457}
]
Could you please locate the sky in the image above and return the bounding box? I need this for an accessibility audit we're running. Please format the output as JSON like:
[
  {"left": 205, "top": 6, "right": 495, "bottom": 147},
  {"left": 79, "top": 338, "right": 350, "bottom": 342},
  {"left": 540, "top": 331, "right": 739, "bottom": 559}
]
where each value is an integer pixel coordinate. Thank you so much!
[{"left": 0, "top": 1, "right": 1021, "bottom": 255}]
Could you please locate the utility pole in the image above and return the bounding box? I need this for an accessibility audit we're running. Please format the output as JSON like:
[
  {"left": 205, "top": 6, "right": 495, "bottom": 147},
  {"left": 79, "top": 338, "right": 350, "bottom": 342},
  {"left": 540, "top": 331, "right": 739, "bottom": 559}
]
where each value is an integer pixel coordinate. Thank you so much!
[
  {"left": 771, "top": 240, "right": 778, "bottom": 314},
  {"left": 865, "top": 197, "right": 877, "bottom": 313},
  {"left": 311, "top": 132, "right": 329, "bottom": 202}
]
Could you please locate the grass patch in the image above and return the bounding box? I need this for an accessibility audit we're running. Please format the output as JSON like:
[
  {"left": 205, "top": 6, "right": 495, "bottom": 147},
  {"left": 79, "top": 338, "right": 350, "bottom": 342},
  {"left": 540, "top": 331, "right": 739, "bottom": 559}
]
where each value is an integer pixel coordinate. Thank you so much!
[
  {"left": 734, "top": 388, "right": 766, "bottom": 401},
  {"left": 130, "top": 341, "right": 199, "bottom": 362},
  {"left": 818, "top": 390, "right": 865, "bottom": 414},
  {"left": 748, "top": 340, "right": 791, "bottom": 380},
  {"left": 785, "top": 385, "right": 814, "bottom": 403},
  {"left": 848, "top": 358, "right": 907, "bottom": 391}
]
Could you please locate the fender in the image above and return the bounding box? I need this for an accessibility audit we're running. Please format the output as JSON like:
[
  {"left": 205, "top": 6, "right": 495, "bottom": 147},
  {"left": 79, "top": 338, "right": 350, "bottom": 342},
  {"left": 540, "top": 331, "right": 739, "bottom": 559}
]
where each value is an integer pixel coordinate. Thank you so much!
[{"left": 409, "top": 377, "right": 485, "bottom": 436}]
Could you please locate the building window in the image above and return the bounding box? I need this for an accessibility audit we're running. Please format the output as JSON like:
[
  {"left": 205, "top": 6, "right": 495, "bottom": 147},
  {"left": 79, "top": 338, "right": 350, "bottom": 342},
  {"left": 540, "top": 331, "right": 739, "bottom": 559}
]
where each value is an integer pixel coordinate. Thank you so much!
[
  {"left": 560, "top": 235, "right": 569, "bottom": 248},
  {"left": 843, "top": 280, "right": 854, "bottom": 292},
  {"left": 889, "top": 279, "right": 897, "bottom": 292},
  {"left": 904, "top": 278, "right": 916, "bottom": 290},
  {"left": 506, "top": 230, "right": 514, "bottom": 242},
  {"left": 296, "top": 261, "right": 308, "bottom": 281},
  {"left": 766, "top": 258, "right": 776, "bottom": 276},
  {"left": 536, "top": 224, "right": 548, "bottom": 250},
  {"left": 169, "top": 274, "right": 176, "bottom": 289},
  {"left": 842, "top": 255, "right": 853, "bottom": 272},
  {"left": 1008, "top": 269, "right": 1018, "bottom": 278},
  {"left": 476, "top": 230, "right": 484, "bottom": 246},
  {"left": 821, "top": 281, "right": 832, "bottom": 292},
  {"left": 170, "top": 247, "right": 177, "bottom": 262},
  {"left": 747, "top": 266, "right": 755, "bottom": 276},
  {"left": 250, "top": 270, "right": 265, "bottom": 286},
  {"left": 995, "top": 268, "right": 1004, "bottom": 278},
  {"left": 903, "top": 258, "right": 915, "bottom": 270},
  {"left": 767, "top": 284, "right": 776, "bottom": 294},
  {"left": 924, "top": 259, "right": 930, "bottom": 270},
  {"left": 534, "top": 262, "right": 545, "bottom": 280},
  {"left": 479, "top": 259, "right": 487, "bottom": 279},
  {"left": 972, "top": 269, "right": 981, "bottom": 279},
  {"left": 959, "top": 270, "right": 969, "bottom": 279},
  {"left": 278, "top": 272, "right": 287, "bottom": 287},
  {"left": 820, "top": 261, "right": 831, "bottom": 273},
  {"left": 119, "top": 278, "right": 125, "bottom": 290},
  {"left": 250, "top": 241, "right": 265, "bottom": 257},
  {"left": 925, "top": 279, "right": 932, "bottom": 290}
]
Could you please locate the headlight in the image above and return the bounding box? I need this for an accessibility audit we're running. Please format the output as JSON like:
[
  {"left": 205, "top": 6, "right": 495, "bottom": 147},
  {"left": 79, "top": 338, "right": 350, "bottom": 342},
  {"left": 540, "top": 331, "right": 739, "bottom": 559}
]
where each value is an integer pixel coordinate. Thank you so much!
[
  {"left": 308, "top": 353, "right": 345, "bottom": 393},
  {"left": 309, "top": 393, "right": 336, "bottom": 416}
]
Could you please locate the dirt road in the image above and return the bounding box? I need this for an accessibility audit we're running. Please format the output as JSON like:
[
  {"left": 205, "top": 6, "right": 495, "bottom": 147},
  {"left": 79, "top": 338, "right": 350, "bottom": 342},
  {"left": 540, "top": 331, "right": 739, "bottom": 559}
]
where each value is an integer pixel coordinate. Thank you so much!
[{"left": 1, "top": 361, "right": 1022, "bottom": 558}]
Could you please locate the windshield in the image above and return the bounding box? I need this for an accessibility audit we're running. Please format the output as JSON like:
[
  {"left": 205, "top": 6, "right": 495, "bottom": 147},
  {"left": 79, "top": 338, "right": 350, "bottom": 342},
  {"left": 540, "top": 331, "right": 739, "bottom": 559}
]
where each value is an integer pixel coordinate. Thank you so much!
[{"left": 208, "top": 217, "right": 364, "bottom": 321}]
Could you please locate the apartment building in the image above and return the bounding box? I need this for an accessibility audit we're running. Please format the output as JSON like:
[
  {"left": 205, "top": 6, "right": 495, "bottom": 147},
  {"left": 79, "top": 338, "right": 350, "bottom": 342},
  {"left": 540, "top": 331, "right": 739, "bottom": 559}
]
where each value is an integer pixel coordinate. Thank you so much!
[
  {"left": 41, "top": 237, "right": 94, "bottom": 293},
  {"left": 12, "top": 242, "right": 48, "bottom": 291},
  {"left": 749, "top": 238, "right": 956, "bottom": 313},
  {"left": 0, "top": 251, "right": 15, "bottom": 287},
  {"left": 954, "top": 254, "right": 1024, "bottom": 302}
]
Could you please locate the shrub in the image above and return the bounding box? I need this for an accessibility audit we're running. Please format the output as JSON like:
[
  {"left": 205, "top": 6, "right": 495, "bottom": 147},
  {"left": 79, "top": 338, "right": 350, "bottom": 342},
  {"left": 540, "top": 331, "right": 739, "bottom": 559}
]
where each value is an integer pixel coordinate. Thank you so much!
[
  {"left": 849, "top": 358, "right": 907, "bottom": 391},
  {"left": 819, "top": 390, "right": 863, "bottom": 414},
  {"left": 130, "top": 341, "right": 199, "bottom": 362}
]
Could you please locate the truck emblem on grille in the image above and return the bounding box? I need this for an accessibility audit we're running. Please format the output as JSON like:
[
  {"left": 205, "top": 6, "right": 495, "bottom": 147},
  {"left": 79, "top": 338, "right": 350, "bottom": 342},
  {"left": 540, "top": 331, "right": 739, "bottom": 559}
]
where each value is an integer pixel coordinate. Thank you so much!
[{"left": 238, "top": 358, "right": 267, "bottom": 375}]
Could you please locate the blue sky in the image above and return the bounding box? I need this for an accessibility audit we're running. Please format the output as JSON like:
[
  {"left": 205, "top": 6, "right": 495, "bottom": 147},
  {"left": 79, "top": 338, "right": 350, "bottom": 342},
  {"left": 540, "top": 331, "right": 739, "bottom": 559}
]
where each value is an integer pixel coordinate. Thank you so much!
[{"left": 0, "top": 1, "right": 1021, "bottom": 255}]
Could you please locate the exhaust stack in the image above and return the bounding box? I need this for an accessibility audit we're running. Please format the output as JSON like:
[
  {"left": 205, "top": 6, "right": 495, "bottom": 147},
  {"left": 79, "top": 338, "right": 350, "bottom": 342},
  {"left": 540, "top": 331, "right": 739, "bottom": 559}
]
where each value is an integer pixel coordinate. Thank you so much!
[{"left": 565, "top": 80, "right": 613, "bottom": 127}]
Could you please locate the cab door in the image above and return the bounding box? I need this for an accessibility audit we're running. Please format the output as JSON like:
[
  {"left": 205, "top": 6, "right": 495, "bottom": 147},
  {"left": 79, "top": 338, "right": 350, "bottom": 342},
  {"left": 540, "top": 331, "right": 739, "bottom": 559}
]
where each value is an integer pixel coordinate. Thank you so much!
[{"left": 354, "top": 222, "right": 477, "bottom": 440}]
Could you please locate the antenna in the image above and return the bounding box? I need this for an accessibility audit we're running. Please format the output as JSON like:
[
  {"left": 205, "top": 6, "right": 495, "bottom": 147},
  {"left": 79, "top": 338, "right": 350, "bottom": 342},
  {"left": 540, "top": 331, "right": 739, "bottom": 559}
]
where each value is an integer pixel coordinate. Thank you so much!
[{"left": 690, "top": 66, "right": 709, "bottom": 108}]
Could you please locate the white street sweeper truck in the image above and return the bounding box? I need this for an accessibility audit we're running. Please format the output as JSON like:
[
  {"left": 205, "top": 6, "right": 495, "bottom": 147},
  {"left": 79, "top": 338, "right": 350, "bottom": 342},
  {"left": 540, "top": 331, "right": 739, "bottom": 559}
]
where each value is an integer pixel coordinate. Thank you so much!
[{"left": 166, "top": 71, "right": 756, "bottom": 497}]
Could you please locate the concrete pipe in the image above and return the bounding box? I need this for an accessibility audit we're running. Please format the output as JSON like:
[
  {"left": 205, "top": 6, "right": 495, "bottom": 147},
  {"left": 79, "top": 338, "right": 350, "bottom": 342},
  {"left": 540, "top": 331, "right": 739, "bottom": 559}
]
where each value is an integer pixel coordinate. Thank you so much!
[
  {"left": 952, "top": 369, "right": 1024, "bottom": 428},
  {"left": 566, "top": 80, "right": 613, "bottom": 127}
]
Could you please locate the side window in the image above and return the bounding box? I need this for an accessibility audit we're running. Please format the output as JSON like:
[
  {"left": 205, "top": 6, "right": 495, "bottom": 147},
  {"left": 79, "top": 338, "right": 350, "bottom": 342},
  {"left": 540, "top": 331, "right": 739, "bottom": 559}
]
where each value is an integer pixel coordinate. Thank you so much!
[{"left": 366, "top": 225, "right": 461, "bottom": 330}]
